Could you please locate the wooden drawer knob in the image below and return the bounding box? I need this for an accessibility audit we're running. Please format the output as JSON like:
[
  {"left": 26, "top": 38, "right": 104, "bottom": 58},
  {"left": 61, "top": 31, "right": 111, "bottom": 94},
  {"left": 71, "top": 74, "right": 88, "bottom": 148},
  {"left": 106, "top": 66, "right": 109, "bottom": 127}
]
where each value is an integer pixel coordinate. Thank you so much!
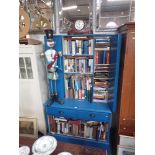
[
  {"left": 59, "top": 111, "right": 64, "bottom": 115},
  {"left": 89, "top": 113, "right": 96, "bottom": 118}
]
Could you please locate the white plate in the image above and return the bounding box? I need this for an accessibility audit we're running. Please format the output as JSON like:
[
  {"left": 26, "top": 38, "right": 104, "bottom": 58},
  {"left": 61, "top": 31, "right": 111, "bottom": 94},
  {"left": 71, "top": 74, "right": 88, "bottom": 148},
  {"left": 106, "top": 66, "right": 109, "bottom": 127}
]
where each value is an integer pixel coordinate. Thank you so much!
[
  {"left": 57, "top": 152, "right": 73, "bottom": 155},
  {"left": 32, "top": 136, "right": 57, "bottom": 155},
  {"left": 19, "top": 146, "right": 30, "bottom": 155}
]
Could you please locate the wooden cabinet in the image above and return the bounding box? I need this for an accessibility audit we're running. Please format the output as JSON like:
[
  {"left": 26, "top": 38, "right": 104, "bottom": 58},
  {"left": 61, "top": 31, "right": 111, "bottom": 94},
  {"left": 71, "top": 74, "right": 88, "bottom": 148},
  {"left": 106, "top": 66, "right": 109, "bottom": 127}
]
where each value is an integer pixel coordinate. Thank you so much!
[{"left": 117, "top": 23, "right": 135, "bottom": 136}]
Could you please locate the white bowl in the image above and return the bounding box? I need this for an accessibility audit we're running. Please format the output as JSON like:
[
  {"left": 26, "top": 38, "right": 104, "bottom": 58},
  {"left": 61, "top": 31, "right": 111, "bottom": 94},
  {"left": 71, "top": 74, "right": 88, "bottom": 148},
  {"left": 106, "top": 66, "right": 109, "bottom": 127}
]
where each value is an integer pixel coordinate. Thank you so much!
[
  {"left": 19, "top": 146, "right": 30, "bottom": 155},
  {"left": 32, "top": 136, "right": 57, "bottom": 155}
]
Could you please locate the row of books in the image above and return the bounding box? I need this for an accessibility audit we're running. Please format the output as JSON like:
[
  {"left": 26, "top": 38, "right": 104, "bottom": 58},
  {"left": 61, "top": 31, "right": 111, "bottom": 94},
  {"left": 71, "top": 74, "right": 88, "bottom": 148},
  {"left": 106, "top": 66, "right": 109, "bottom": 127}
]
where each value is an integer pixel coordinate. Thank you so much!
[
  {"left": 95, "top": 50, "right": 111, "bottom": 64},
  {"left": 64, "top": 58, "right": 93, "bottom": 73},
  {"left": 48, "top": 116, "right": 108, "bottom": 141},
  {"left": 64, "top": 75, "right": 93, "bottom": 102},
  {"left": 63, "top": 39, "right": 94, "bottom": 55}
]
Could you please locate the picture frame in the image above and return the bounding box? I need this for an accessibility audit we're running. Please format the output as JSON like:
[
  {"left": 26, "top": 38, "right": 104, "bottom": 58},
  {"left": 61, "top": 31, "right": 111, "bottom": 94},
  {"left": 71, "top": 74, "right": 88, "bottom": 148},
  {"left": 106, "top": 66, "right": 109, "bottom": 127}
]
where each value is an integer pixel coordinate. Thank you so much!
[
  {"left": 19, "top": 117, "right": 38, "bottom": 138},
  {"left": 117, "top": 145, "right": 135, "bottom": 155}
]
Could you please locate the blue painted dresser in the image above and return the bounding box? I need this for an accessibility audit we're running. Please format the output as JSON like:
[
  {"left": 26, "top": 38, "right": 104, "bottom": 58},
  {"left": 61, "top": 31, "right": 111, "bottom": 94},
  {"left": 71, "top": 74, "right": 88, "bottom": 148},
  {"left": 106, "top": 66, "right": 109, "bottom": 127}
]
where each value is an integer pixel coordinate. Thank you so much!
[{"left": 44, "top": 34, "right": 122, "bottom": 153}]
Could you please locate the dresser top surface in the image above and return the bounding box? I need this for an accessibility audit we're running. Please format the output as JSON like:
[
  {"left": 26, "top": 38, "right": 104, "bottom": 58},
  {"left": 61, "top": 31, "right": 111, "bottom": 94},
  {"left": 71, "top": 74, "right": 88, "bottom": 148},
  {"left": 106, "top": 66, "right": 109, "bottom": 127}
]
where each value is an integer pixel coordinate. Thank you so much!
[{"left": 45, "top": 99, "right": 112, "bottom": 114}]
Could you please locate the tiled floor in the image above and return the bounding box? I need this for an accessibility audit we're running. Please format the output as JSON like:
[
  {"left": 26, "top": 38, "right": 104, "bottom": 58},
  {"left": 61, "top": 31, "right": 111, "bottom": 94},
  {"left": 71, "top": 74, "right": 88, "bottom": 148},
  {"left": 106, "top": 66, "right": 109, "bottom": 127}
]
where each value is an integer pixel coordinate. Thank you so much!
[{"left": 19, "top": 136, "right": 106, "bottom": 155}]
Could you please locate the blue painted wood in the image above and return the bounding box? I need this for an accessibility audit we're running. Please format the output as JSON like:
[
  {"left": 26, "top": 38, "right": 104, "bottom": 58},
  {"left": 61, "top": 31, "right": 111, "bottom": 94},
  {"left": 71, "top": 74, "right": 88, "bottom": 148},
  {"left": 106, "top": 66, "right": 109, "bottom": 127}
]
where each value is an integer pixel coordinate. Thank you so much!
[
  {"left": 108, "top": 34, "right": 122, "bottom": 112},
  {"left": 64, "top": 72, "right": 93, "bottom": 75},
  {"left": 48, "top": 133, "right": 110, "bottom": 150},
  {"left": 46, "top": 99, "right": 112, "bottom": 114},
  {"left": 46, "top": 107, "right": 111, "bottom": 122},
  {"left": 44, "top": 33, "right": 122, "bottom": 151},
  {"left": 63, "top": 54, "right": 93, "bottom": 56},
  {"left": 43, "top": 103, "right": 50, "bottom": 133}
]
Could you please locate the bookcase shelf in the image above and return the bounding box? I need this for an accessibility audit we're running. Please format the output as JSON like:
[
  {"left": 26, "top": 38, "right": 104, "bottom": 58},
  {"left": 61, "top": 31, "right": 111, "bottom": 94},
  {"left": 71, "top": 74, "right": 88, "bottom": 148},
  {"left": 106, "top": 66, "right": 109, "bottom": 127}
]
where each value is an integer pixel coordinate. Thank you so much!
[
  {"left": 44, "top": 34, "right": 122, "bottom": 153},
  {"left": 48, "top": 132, "right": 110, "bottom": 149},
  {"left": 63, "top": 54, "right": 93, "bottom": 57},
  {"left": 64, "top": 72, "right": 93, "bottom": 75}
]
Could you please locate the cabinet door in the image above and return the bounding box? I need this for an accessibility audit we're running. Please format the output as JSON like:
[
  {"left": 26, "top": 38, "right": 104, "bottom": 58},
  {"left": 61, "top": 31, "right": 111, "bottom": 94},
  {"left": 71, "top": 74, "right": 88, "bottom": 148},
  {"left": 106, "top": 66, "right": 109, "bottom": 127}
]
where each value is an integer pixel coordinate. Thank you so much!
[
  {"left": 119, "top": 31, "right": 135, "bottom": 135},
  {"left": 19, "top": 53, "right": 37, "bottom": 116}
]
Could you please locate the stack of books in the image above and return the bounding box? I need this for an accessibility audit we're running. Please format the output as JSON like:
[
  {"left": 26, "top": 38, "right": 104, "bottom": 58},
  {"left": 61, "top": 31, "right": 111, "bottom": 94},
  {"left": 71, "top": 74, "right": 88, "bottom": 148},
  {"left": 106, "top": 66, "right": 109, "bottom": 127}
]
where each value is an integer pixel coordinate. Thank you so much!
[{"left": 93, "top": 38, "right": 115, "bottom": 103}]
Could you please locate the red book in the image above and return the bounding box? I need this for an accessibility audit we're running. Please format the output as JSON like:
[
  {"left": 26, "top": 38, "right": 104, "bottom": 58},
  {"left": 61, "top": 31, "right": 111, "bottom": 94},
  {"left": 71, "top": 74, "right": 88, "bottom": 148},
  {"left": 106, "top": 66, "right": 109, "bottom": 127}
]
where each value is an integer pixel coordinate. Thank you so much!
[
  {"left": 79, "top": 89, "right": 82, "bottom": 99},
  {"left": 106, "top": 51, "right": 110, "bottom": 64},
  {"left": 95, "top": 51, "right": 99, "bottom": 64}
]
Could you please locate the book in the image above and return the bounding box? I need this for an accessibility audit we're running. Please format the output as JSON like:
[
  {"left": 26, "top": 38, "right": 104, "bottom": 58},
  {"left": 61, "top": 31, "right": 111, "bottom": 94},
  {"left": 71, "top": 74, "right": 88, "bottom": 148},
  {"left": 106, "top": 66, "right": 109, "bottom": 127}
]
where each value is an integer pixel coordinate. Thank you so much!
[
  {"left": 88, "top": 39, "right": 94, "bottom": 55},
  {"left": 89, "top": 59, "right": 93, "bottom": 73},
  {"left": 69, "top": 40, "right": 72, "bottom": 54},
  {"left": 95, "top": 51, "right": 99, "bottom": 64},
  {"left": 72, "top": 124, "right": 79, "bottom": 136},
  {"left": 64, "top": 123, "right": 69, "bottom": 134},
  {"left": 72, "top": 40, "right": 76, "bottom": 55},
  {"left": 64, "top": 39, "right": 68, "bottom": 55},
  {"left": 83, "top": 40, "right": 89, "bottom": 54},
  {"left": 106, "top": 51, "right": 110, "bottom": 64},
  {"left": 103, "top": 51, "right": 106, "bottom": 64}
]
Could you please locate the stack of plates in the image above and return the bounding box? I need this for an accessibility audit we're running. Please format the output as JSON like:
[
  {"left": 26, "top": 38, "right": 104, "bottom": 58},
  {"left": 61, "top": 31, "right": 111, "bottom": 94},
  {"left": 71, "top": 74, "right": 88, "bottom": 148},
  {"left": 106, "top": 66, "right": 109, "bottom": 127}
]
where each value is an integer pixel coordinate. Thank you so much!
[
  {"left": 19, "top": 146, "right": 30, "bottom": 155},
  {"left": 32, "top": 136, "right": 57, "bottom": 155}
]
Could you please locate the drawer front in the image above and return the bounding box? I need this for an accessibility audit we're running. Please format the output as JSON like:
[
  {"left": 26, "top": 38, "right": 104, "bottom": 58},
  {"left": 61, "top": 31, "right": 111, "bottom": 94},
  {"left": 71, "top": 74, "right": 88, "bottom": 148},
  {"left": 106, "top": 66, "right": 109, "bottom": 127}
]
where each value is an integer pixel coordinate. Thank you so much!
[
  {"left": 46, "top": 108, "right": 77, "bottom": 119},
  {"left": 77, "top": 111, "right": 111, "bottom": 122},
  {"left": 119, "top": 118, "right": 135, "bottom": 136},
  {"left": 46, "top": 107, "right": 111, "bottom": 122}
]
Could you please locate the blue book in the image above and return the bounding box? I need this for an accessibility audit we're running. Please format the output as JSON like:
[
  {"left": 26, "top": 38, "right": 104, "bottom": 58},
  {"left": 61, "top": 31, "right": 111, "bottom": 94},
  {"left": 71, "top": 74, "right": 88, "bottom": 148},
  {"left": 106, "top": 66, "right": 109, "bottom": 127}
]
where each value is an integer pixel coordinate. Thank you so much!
[
  {"left": 69, "top": 40, "right": 72, "bottom": 54},
  {"left": 83, "top": 40, "right": 89, "bottom": 54},
  {"left": 103, "top": 51, "right": 106, "bottom": 64},
  {"left": 99, "top": 52, "right": 102, "bottom": 64}
]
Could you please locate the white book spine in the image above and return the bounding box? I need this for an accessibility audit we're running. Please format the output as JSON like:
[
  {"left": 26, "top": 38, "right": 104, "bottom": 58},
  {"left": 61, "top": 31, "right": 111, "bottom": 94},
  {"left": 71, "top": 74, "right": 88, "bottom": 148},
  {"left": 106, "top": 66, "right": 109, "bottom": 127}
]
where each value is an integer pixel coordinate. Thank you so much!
[
  {"left": 89, "top": 127, "right": 93, "bottom": 139},
  {"left": 84, "top": 124, "right": 87, "bottom": 138},
  {"left": 72, "top": 41, "right": 76, "bottom": 55},
  {"left": 79, "top": 40, "right": 82, "bottom": 55}
]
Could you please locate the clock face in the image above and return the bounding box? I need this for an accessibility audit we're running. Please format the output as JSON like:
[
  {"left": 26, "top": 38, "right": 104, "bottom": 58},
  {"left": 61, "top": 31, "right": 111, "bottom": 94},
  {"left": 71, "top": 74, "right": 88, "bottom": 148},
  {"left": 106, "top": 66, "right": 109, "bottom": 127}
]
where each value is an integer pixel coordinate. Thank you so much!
[{"left": 75, "top": 20, "right": 85, "bottom": 30}]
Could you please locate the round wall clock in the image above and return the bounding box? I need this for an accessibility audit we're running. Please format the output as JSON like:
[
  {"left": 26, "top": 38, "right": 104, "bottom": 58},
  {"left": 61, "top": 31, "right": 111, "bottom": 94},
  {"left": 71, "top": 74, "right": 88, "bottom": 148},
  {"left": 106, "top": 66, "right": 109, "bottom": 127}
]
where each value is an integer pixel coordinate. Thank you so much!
[{"left": 75, "top": 20, "right": 85, "bottom": 31}]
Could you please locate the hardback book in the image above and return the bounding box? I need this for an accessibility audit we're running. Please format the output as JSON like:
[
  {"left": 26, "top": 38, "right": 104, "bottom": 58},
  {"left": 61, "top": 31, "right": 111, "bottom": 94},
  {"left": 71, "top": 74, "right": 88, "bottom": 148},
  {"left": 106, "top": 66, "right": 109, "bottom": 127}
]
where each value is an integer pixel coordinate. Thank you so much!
[
  {"left": 88, "top": 39, "right": 94, "bottom": 55},
  {"left": 83, "top": 40, "right": 89, "bottom": 54},
  {"left": 64, "top": 39, "right": 68, "bottom": 55},
  {"left": 72, "top": 40, "right": 76, "bottom": 55}
]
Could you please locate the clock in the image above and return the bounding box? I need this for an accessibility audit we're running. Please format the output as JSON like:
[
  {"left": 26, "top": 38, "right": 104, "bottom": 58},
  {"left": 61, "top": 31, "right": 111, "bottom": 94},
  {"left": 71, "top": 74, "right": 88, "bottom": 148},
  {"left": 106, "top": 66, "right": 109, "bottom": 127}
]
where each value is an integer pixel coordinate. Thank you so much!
[
  {"left": 68, "top": 19, "right": 93, "bottom": 34},
  {"left": 75, "top": 20, "right": 85, "bottom": 31}
]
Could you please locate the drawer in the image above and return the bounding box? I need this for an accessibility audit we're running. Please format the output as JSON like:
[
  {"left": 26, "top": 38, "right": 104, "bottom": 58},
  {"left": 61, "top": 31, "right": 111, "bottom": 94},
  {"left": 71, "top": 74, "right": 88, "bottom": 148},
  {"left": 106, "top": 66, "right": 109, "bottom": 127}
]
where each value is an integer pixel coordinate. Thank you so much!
[
  {"left": 46, "top": 108, "right": 77, "bottom": 119},
  {"left": 77, "top": 110, "right": 111, "bottom": 122},
  {"left": 119, "top": 118, "right": 135, "bottom": 136},
  {"left": 46, "top": 107, "right": 111, "bottom": 122}
]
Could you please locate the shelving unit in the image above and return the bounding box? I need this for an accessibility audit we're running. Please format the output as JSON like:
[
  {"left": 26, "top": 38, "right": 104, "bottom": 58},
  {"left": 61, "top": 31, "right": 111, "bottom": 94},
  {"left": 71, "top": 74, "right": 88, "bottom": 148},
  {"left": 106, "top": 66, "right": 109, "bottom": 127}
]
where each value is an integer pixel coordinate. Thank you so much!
[{"left": 44, "top": 34, "right": 122, "bottom": 153}]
